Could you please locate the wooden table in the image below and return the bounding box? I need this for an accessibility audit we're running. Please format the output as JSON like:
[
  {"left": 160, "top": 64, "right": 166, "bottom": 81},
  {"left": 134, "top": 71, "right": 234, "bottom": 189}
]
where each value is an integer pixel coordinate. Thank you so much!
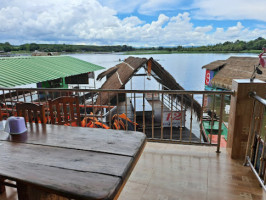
[{"left": 0, "top": 123, "right": 146, "bottom": 200}]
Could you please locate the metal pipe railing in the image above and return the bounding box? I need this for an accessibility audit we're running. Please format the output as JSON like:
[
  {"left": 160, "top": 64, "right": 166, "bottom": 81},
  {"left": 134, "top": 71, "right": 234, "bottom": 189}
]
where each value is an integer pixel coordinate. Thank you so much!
[
  {"left": 245, "top": 92, "right": 266, "bottom": 191},
  {"left": 249, "top": 92, "right": 266, "bottom": 106},
  {"left": 0, "top": 87, "right": 233, "bottom": 150},
  {"left": 0, "top": 87, "right": 234, "bottom": 95}
]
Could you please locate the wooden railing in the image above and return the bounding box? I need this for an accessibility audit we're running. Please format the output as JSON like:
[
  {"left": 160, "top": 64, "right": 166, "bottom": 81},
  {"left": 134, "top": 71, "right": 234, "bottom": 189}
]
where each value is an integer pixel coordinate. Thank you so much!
[
  {"left": 0, "top": 87, "right": 233, "bottom": 151},
  {"left": 245, "top": 92, "right": 266, "bottom": 190}
]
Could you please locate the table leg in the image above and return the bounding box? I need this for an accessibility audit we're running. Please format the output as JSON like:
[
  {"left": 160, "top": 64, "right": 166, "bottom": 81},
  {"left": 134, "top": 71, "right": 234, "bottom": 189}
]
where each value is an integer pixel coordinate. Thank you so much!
[
  {"left": 17, "top": 182, "right": 29, "bottom": 200},
  {"left": 17, "top": 181, "right": 69, "bottom": 200},
  {"left": 0, "top": 177, "right": 6, "bottom": 193}
]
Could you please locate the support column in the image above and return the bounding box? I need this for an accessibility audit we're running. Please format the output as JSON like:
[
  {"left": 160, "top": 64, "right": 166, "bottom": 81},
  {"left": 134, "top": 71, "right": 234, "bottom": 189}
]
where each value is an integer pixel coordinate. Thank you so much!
[{"left": 227, "top": 79, "right": 266, "bottom": 160}]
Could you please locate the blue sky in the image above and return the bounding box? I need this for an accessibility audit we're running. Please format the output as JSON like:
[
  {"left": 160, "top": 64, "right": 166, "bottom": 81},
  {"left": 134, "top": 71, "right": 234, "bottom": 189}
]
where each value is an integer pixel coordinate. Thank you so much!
[{"left": 1, "top": 0, "right": 266, "bottom": 46}]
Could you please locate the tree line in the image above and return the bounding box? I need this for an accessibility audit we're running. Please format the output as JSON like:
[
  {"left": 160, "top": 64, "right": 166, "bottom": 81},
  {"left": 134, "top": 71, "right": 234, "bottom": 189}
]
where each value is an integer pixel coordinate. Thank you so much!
[
  {"left": 1, "top": 37, "right": 266, "bottom": 53},
  {"left": 0, "top": 42, "right": 134, "bottom": 53}
]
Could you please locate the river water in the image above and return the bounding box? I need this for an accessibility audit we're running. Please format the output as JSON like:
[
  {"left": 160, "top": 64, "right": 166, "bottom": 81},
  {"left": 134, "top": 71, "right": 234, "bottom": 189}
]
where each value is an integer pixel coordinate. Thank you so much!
[
  {"left": 69, "top": 53, "right": 258, "bottom": 138},
  {"left": 70, "top": 53, "right": 258, "bottom": 90}
]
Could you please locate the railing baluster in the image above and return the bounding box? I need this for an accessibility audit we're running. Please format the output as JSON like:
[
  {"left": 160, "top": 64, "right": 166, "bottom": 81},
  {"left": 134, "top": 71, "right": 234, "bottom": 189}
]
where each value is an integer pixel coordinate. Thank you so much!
[
  {"left": 134, "top": 93, "right": 136, "bottom": 131},
  {"left": 244, "top": 98, "right": 257, "bottom": 165},
  {"left": 3, "top": 90, "right": 8, "bottom": 118},
  {"left": 2, "top": 90, "right": 6, "bottom": 107},
  {"left": 83, "top": 91, "right": 87, "bottom": 126},
  {"left": 23, "top": 90, "right": 26, "bottom": 103},
  {"left": 170, "top": 94, "right": 173, "bottom": 140},
  {"left": 257, "top": 105, "right": 266, "bottom": 176},
  {"left": 216, "top": 94, "right": 225, "bottom": 153},
  {"left": 189, "top": 94, "right": 194, "bottom": 143},
  {"left": 180, "top": 95, "right": 183, "bottom": 141},
  {"left": 9, "top": 89, "right": 14, "bottom": 116},
  {"left": 257, "top": 104, "right": 265, "bottom": 137},
  {"left": 152, "top": 93, "right": 154, "bottom": 139},
  {"left": 37, "top": 91, "right": 41, "bottom": 105},
  {"left": 264, "top": 161, "right": 266, "bottom": 184},
  {"left": 125, "top": 92, "right": 128, "bottom": 131},
  {"left": 100, "top": 92, "right": 103, "bottom": 125},
  {"left": 210, "top": 94, "right": 216, "bottom": 144},
  {"left": 200, "top": 94, "right": 205, "bottom": 143},
  {"left": 30, "top": 90, "right": 33, "bottom": 102},
  {"left": 116, "top": 93, "right": 119, "bottom": 128},
  {"left": 142, "top": 94, "right": 145, "bottom": 134},
  {"left": 161, "top": 93, "right": 164, "bottom": 139},
  {"left": 45, "top": 91, "right": 49, "bottom": 123},
  {"left": 16, "top": 90, "right": 19, "bottom": 103},
  {"left": 251, "top": 103, "right": 262, "bottom": 164},
  {"left": 259, "top": 142, "right": 265, "bottom": 177},
  {"left": 254, "top": 135, "right": 260, "bottom": 171},
  {"left": 108, "top": 92, "right": 111, "bottom": 128},
  {"left": 92, "top": 92, "right": 95, "bottom": 127}
]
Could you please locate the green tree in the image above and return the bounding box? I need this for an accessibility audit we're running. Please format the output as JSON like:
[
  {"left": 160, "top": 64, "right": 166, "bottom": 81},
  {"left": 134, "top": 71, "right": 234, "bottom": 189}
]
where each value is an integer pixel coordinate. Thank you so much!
[
  {"left": 29, "top": 43, "right": 40, "bottom": 51},
  {"left": 3, "top": 42, "right": 12, "bottom": 52}
]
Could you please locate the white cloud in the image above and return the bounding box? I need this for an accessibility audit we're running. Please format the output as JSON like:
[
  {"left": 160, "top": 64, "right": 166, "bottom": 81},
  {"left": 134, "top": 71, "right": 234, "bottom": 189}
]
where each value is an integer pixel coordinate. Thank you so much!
[
  {"left": 138, "top": 0, "right": 183, "bottom": 15},
  {"left": 98, "top": 0, "right": 142, "bottom": 14},
  {"left": 121, "top": 16, "right": 144, "bottom": 27},
  {"left": 211, "top": 22, "right": 246, "bottom": 42},
  {"left": 100, "top": 0, "right": 266, "bottom": 22},
  {"left": 99, "top": 0, "right": 186, "bottom": 15},
  {"left": 192, "top": 0, "right": 266, "bottom": 22},
  {"left": 0, "top": 0, "right": 266, "bottom": 46},
  {"left": 195, "top": 25, "right": 212, "bottom": 33}
]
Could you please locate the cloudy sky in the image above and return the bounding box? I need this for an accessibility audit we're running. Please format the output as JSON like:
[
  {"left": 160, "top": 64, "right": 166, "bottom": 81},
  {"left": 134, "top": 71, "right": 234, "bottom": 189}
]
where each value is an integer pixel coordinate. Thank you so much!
[{"left": 1, "top": 0, "right": 266, "bottom": 46}]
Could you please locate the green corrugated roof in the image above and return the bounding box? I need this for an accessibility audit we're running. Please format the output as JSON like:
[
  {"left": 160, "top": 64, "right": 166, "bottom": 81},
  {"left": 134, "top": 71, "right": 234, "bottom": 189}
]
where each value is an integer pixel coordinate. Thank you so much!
[{"left": 0, "top": 56, "right": 104, "bottom": 87}]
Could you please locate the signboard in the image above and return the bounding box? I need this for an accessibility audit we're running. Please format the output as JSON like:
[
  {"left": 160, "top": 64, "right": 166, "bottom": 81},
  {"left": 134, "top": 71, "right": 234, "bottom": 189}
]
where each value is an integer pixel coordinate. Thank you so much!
[
  {"left": 65, "top": 73, "right": 89, "bottom": 84},
  {"left": 205, "top": 70, "right": 214, "bottom": 86},
  {"left": 163, "top": 111, "right": 185, "bottom": 127},
  {"left": 203, "top": 94, "right": 207, "bottom": 108},
  {"left": 145, "top": 93, "right": 159, "bottom": 100}
]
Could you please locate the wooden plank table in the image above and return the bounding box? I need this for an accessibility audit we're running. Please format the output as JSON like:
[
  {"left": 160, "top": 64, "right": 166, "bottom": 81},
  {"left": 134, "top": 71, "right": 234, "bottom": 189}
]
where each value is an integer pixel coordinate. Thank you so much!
[{"left": 0, "top": 123, "right": 146, "bottom": 200}]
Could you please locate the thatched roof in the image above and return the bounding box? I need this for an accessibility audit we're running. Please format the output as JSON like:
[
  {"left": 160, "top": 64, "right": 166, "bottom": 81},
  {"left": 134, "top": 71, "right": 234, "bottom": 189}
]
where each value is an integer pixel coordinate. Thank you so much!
[
  {"left": 96, "top": 56, "right": 202, "bottom": 119},
  {"left": 202, "top": 60, "right": 227, "bottom": 70},
  {"left": 207, "top": 57, "right": 266, "bottom": 90},
  {"left": 31, "top": 51, "right": 60, "bottom": 56}
]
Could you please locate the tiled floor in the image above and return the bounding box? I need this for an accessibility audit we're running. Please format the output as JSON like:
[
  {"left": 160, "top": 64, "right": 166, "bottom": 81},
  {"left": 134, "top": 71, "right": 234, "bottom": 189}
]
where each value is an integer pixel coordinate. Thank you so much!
[
  {"left": 1, "top": 143, "right": 265, "bottom": 200},
  {"left": 118, "top": 143, "right": 265, "bottom": 200}
]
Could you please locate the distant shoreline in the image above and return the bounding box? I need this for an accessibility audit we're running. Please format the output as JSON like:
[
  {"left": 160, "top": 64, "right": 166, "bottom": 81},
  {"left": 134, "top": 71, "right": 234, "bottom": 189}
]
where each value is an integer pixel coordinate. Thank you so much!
[
  {"left": 1, "top": 49, "right": 261, "bottom": 57},
  {"left": 123, "top": 50, "right": 261, "bottom": 55},
  {"left": 1, "top": 37, "right": 265, "bottom": 56}
]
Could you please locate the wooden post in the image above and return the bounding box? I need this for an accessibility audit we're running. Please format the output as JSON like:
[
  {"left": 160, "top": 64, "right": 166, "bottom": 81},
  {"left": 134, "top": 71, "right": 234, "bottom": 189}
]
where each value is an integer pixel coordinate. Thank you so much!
[{"left": 227, "top": 79, "right": 266, "bottom": 160}]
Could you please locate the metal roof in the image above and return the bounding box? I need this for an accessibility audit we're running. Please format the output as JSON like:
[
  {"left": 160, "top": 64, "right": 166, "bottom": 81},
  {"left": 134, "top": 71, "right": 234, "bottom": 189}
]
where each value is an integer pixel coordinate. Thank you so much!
[{"left": 0, "top": 56, "right": 105, "bottom": 87}]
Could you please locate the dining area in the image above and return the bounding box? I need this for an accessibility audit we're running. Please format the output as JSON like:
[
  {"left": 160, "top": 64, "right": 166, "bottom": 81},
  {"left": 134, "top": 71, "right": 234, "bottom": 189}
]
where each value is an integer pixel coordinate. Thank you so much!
[
  {"left": 1, "top": 85, "right": 266, "bottom": 200},
  {"left": 0, "top": 95, "right": 146, "bottom": 200}
]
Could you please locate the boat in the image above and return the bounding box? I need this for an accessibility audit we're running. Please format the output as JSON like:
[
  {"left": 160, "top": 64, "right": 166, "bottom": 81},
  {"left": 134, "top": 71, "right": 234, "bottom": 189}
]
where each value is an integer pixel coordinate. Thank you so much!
[{"left": 201, "top": 114, "right": 228, "bottom": 147}]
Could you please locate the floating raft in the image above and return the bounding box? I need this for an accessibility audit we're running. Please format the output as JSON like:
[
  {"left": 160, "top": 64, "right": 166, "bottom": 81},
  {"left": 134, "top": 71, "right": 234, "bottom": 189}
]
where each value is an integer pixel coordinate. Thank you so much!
[{"left": 201, "top": 120, "right": 228, "bottom": 147}]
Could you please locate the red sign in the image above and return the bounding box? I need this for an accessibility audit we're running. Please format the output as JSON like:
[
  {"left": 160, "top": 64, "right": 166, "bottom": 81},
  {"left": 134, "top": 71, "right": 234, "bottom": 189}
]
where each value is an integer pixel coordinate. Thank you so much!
[
  {"left": 205, "top": 70, "right": 210, "bottom": 85},
  {"left": 163, "top": 111, "right": 185, "bottom": 127}
]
